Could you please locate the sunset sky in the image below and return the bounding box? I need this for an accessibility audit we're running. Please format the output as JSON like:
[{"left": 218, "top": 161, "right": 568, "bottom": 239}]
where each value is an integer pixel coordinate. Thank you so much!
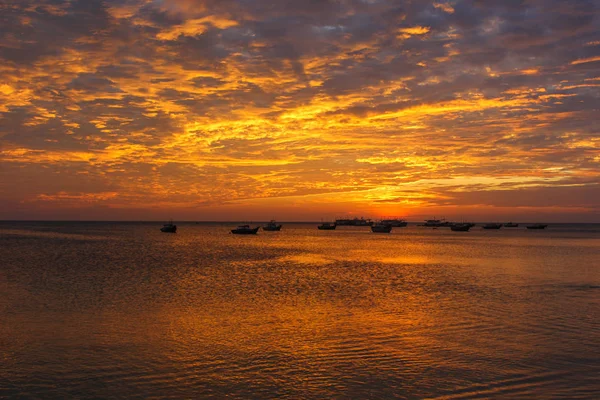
[{"left": 0, "top": 0, "right": 598, "bottom": 221}]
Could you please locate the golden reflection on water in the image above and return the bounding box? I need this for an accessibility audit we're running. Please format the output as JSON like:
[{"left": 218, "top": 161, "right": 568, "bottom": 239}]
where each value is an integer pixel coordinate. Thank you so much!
[
  {"left": 277, "top": 253, "right": 334, "bottom": 265},
  {"left": 1, "top": 223, "right": 599, "bottom": 398}
]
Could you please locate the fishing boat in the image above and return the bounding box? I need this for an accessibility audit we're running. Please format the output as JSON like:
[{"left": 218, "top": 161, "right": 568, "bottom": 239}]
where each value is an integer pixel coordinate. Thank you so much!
[
  {"left": 371, "top": 223, "right": 392, "bottom": 233},
  {"left": 231, "top": 225, "right": 260, "bottom": 234},
  {"left": 317, "top": 222, "right": 337, "bottom": 230},
  {"left": 450, "top": 223, "right": 471, "bottom": 231},
  {"left": 482, "top": 223, "right": 502, "bottom": 229},
  {"left": 380, "top": 218, "right": 408, "bottom": 227},
  {"left": 262, "top": 220, "right": 282, "bottom": 231},
  {"left": 421, "top": 218, "right": 442, "bottom": 227},
  {"left": 504, "top": 222, "right": 519, "bottom": 227},
  {"left": 335, "top": 217, "right": 373, "bottom": 226},
  {"left": 526, "top": 224, "right": 548, "bottom": 230},
  {"left": 160, "top": 221, "right": 177, "bottom": 233},
  {"left": 420, "top": 218, "right": 452, "bottom": 227}
]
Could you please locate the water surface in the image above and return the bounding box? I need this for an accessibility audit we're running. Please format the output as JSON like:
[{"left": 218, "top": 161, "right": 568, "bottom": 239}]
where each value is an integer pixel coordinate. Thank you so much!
[{"left": 1, "top": 222, "right": 599, "bottom": 398}]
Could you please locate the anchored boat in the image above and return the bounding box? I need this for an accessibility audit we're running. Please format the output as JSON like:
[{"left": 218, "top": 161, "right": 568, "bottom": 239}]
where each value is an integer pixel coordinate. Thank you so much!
[
  {"left": 371, "top": 223, "right": 392, "bottom": 233},
  {"left": 527, "top": 224, "right": 548, "bottom": 230},
  {"left": 451, "top": 223, "right": 471, "bottom": 232},
  {"left": 318, "top": 222, "right": 337, "bottom": 230},
  {"left": 160, "top": 221, "right": 177, "bottom": 233},
  {"left": 482, "top": 223, "right": 502, "bottom": 229},
  {"left": 231, "top": 225, "right": 260, "bottom": 234},
  {"left": 380, "top": 218, "right": 408, "bottom": 227},
  {"left": 335, "top": 217, "right": 373, "bottom": 226},
  {"left": 262, "top": 220, "right": 282, "bottom": 231}
]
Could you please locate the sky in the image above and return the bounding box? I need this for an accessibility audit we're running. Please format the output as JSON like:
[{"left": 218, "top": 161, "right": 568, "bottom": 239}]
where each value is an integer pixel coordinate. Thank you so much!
[{"left": 0, "top": 0, "right": 599, "bottom": 222}]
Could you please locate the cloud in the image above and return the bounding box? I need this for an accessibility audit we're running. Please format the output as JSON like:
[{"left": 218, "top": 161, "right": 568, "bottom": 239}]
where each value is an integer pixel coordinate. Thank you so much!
[{"left": 0, "top": 0, "right": 599, "bottom": 221}]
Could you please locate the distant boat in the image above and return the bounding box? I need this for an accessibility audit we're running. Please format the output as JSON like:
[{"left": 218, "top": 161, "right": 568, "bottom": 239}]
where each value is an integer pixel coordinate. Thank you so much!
[
  {"left": 371, "top": 223, "right": 392, "bottom": 233},
  {"left": 504, "top": 222, "right": 519, "bottom": 227},
  {"left": 318, "top": 222, "right": 337, "bottom": 230},
  {"left": 231, "top": 225, "right": 260, "bottom": 234},
  {"left": 380, "top": 218, "right": 408, "bottom": 227},
  {"left": 482, "top": 223, "right": 502, "bottom": 229},
  {"left": 262, "top": 220, "right": 282, "bottom": 231},
  {"left": 420, "top": 218, "right": 451, "bottom": 227},
  {"left": 335, "top": 217, "right": 373, "bottom": 226},
  {"left": 160, "top": 221, "right": 177, "bottom": 233},
  {"left": 527, "top": 224, "right": 548, "bottom": 230},
  {"left": 451, "top": 223, "right": 471, "bottom": 231}
]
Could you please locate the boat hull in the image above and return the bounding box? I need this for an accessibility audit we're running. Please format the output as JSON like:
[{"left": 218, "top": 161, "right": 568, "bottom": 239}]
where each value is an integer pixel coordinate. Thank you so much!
[
  {"left": 381, "top": 220, "right": 407, "bottom": 227},
  {"left": 160, "top": 225, "right": 177, "bottom": 233},
  {"left": 451, "top": 225, "right": 471, "bottom": 231},
  {"left": 527, "top": 225, "right": 548, "bottom": 230},
  {"left": 482, "top": 224, "right": 502, "bottom": 229},
  {"left": 262, "top": 225, "right": 282, "bottom": 231},
  {"left": 231, "top": 227, "right": 260, "bottom": 234},
  {"left": 335, "top": 218, "right": 373, "bottom": 226},
  {"left": 318, "top": 224, "right": 336, "bottom": 230},
  {"left": 371, "top": 225, "right": 392, "bottom": 233}
]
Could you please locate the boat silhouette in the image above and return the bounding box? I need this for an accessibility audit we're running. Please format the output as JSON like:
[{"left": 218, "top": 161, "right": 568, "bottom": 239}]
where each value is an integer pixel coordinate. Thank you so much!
[
  {"left": 526, "top": 224, "right": 548, "bottom": 230},
  {"left": 160, "top": 220, "right": 177, "bottom": 233},
  {"left": 231, "top": 225, "right": 260, "bottom": 234},
  {"left": 451, "top": 223, "right": 471, "bottom": 231},
  {"left": 380, "top": 218, "right": 408, "bottom": 227},
  {"left": 262, "top": 220, "right": 282, "bottom": 231},
  {"left": 318, "top": 222, "right": 337, "bottom": 230},
  {"left": 482, "top": 223, "right": 502, "bottom": 229},
  {"left": 335, "top": 217, "right": 373, "bottom": 226},
  {"left": 371, "top": 223, "right": 392, "bottom": 233}
]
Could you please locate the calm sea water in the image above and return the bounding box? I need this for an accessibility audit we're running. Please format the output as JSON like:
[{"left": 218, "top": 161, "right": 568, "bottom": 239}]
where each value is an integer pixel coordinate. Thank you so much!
[{"left": 1, "top": 221, "right": 599, "bottom": 399}]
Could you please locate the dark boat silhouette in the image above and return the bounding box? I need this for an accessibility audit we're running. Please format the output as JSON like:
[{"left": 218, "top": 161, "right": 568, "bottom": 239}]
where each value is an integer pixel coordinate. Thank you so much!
[
  {"left": 160, "top": 221, "right": 177, "bottom": 233},
  {"left": 231, "top": 225, "right": 260, "bottom": 234},
  {"left": 380, "top": 218, "right": 408, "bottom": 227},
  {"left": 504, "top": 222, "right": 519, "bottom": 227},
  {"left": 335, "top": 217, "right": 373, "bottom": 226},
  {"left": 371, "top": 223, "right": 392, "bottom": 233},
  {"left": 482, "top": 223, "right": 502, "bottom": 229},
  {"left": 318, "top": 222, "right": 337, "bottom": 230},
  {"left": 451, "top": 223, "right": 471, "bottom": 231},
  {"left": 527, "top": 224, "right": 548, "bottom": 230},
  {"left": 262, "top": 220, "right": 282, "bottom": 231},
  {"left": 420, "top": 218, "right": 452, "bottom": 227}
]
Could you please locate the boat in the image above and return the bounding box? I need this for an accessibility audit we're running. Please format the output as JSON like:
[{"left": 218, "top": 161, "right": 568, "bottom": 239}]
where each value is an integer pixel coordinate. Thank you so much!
[
  {"left": 526, "top": 224, "right": 548, "bottom": 230},
  {"left": 231, "top": 225, "right": 260, "bottom": 234},
  {"left": 421, "top": 219, "right": 442, "bottom": 227},
  {"left": 335, "top": 217, "right": 373, "bottom": 226},
  {"left": 160, "top": 221, "right": 177, "bottom": 233},
  {"left": 451, "top": 223, "right": 471, "bottom": 231},
  {"left": 504, "top": 222, "right": 519, "bottom": 227},
  {"left": 262, "top": 220, "right": 282, "bottom": 231},
  {"left": 371, "top": 223, "right": 392, "bottom": 233},
  {"left": 380, "top": 218, "right": 408, "bottom": 227},
  {"left": 317, "top": 222, "right": 337, "bottom": 230},
  {"left": 482, "top": 223, "right": 502, "bottom": 229},
  {"left": 420, "top": 218, "right": 451, "bottom": 227}
]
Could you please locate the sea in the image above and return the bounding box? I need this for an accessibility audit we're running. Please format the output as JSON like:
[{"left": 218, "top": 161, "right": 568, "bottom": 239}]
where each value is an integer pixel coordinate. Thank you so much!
[{"left": 1, "top": 221, "right": 599, "bottom": 399}]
